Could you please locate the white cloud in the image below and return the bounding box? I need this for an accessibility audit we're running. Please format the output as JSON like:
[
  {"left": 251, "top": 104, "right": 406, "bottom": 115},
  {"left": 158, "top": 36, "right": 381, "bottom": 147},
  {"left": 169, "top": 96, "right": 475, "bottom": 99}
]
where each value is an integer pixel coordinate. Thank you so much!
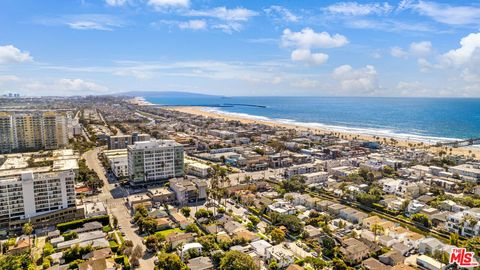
[
  {"left": 148, "top": 0, "right": 189, "bottom": 9},
  {"left": 390, "top": 41, "right": 432, "bottom": 60},
  {"left": 26, "top": 79, "right": 108, "bottom": 95},
  {"left": 396, "top": 81, "right": 429, "bottom": 96},
  {"left": 105, "top": 0, "right": 127, "bottom": 6},
  {"left": 441, "top": 32, "right": 480, "bottom": 67},
  {"left": 38, "top": 14, "right": 125, "bottom": 31},
  {"left": 281, "top": 28, "right": 348, "bottom": 49},
  {"left": 418, "top": 58, "right": 433, "bottom": 72},
  {"left": 291, "top": 49, "right": 328, "bottom": 65},
  {"left": 390, "top": 46, "right": 408, "bottom": 58},
  {"left": 0, "top": 75, "right": 19, "bottom": 83},
  {"left": 332, "top": 64, "right": 378, "bottom": 93},
  {"left": 186, "top": 7, "right": 257, "bottom": 21},
  {"left": 412, "top": 1, "right": 480, "bottom": 25},
  {"left": 68, "top": 21, "right": 113, "bottom": 31},
  {"left": 184, "top": 7, "right": 257, "bottom": 33},
  {"left": 409, "top": 41, "right": 432, "bottom": 56},
  {"left": 178, "top": 20, "right": 207, "bottom": 30},
  {"left": 264, "top": 6, "right": 299, "bottom": 23},
  {"left": 324, "top": 1, "right": 393, "bottom": 16},
  {"left": 0, "top": 45, "right": 33, "bottom": 64}
]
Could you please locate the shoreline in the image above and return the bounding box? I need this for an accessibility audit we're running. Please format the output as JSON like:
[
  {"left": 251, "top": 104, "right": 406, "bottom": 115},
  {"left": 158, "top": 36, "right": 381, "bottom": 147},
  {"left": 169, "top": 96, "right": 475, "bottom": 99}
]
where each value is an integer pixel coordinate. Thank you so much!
[{"left": 163, "top": 105, "right": 480, "bottom": 158}]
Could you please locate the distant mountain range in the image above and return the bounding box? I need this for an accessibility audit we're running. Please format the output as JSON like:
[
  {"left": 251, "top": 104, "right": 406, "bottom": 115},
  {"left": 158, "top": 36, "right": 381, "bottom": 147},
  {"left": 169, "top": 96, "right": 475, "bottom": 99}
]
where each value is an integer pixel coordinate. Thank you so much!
[{"left": 112, "top": 91, "right": 220, "bottom": 98}]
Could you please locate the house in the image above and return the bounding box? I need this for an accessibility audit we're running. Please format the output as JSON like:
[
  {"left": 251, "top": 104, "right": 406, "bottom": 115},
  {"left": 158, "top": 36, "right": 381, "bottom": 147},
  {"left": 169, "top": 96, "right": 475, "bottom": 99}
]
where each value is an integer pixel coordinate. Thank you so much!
[
  {"left": 403, "top": 232, "right": 425, "bottom": 249},
  {"left": 147, "top": 187, "right": 175, "bottom": 204},
  {"left": 155, "top": 217, "right": 172, "bottom": 230},
  {"left": 391, "top": 264, "right": 416, "bottom": 270},
  {"left": 379, "top": 250, "right": 405, "bottom": 266},
  {"left": 363, "top": 216, "right": 383, "bottom": 229},
  {"left": 166, "top": 232, "right": 195, "bottom": 249},
  {"left": 78, "top": 258, "right": 116, "bottom": 270},
  {"left": 286, "top": 265, "right": 304, "bottom": 270},
  {"left": 378, "top": 235, "right": 397, "bottom": 248},
  {"left": 389, "top": 227, "right": 410, "bottom": 241},
  {"left": 233, "top": 229, "right": 258, "bottom": 242},
  {"left": 268, "top": 199, "right": 296, "bottom": 215},
  {"left": 339, "top": 207, "right": 368, "bottom": 224},
  {"left": 303, "top": 225, "right": 322, "bottom": 239},
  {"left": 266, "top": 244, "right": 296, "bottom": 268},
  {"left": 416, "top": 255, "right": 446, "bottom": 270},
  {"left": 418, "top": 238, "right": 444, "bottom": 255},
  {"left": 362, "top": 258, "right": 390, "bottom": 270},
  {"left": 170, "top": 212, "right": 191, "bottom": 229},
  {"left": 181, "top": 243, "right": 203, "bottom": 260},
  {"left": 340, "top": 238, "right": 370, "bottom": 264},
  {"left": 187, "top": 256, "right": 214, "bottom": 270},
  {"left": 391, "top": 242, "right": 411, "bottom": 256},
  {"left": 250, "top": 240, "right": 272, "bottom": 258},
  {"left": 224, "top": 221, "right": 243, "bottom": 235},
  {"left": 128, "top": 193, "right": 152, "bottom": 210}
]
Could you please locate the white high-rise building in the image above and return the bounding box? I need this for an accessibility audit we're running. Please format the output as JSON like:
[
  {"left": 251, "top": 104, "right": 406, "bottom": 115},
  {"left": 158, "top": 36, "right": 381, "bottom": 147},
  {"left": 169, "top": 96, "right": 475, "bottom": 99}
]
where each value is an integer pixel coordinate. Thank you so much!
[
  {"left": 127, "top": 140, "right": 184, "bottom": 185},
  {"left": 0, "top": 149, "right": 78, "bottom": 232}
]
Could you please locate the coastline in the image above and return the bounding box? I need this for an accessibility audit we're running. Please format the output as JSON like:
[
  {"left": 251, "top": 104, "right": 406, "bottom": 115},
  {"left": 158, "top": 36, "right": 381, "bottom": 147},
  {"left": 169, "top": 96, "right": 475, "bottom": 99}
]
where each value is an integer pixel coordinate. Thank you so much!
[{"left": 164, "top": 105, "right": 480, "bottom": 158}]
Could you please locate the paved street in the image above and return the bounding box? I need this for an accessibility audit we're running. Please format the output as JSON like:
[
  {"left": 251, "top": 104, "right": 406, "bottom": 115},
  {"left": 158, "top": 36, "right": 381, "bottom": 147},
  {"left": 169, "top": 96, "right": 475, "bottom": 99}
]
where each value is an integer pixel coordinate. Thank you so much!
[{"left": 83, "top": 147, "right": 155, "bottom": 269}]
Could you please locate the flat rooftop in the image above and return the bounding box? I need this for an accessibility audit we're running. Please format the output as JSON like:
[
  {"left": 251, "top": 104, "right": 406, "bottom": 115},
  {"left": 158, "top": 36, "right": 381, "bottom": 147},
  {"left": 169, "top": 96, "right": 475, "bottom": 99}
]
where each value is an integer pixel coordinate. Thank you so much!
[{"left": 0, "top": 149, "right": 78, "bottom": 178}]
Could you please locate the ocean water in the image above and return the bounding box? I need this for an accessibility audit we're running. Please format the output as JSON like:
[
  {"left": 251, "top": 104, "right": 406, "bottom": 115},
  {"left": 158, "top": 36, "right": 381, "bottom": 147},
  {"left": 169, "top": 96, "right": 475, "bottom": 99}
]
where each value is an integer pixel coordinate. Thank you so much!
[{"left": 145, "top": 96, "right": 480, "bottom": 143}]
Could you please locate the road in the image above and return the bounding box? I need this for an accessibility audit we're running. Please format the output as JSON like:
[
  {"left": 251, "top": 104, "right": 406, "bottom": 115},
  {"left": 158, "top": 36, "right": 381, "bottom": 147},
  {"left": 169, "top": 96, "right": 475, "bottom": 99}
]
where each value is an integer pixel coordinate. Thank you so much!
[{"left": 83, "top": 147, "right": 155, "bottom": 269}]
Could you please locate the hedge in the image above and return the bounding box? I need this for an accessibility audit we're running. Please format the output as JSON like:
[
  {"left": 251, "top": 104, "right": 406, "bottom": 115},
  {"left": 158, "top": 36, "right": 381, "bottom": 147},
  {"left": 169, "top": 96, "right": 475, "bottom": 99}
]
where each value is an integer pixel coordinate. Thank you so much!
[
  {"left": 114, "top": 255, "right": 130, "bottom": 269},
  {"left": 109, "top": 240, "right": 119, "bottom": 253},
  {"left": 57, "top": 215, "right": 110, "bottom": 232}
]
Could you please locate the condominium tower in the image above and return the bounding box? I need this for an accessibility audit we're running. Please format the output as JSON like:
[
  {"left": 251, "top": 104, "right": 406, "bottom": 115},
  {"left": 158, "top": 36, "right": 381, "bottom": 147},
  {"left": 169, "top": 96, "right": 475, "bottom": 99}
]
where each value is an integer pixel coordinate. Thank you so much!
[
  {"left": 127, "top": 140, "right": 184, "bottom": 185},
  {"left": 0, "top": 150, "right": 79, "bottom": 232},
  {"left": 0, "top": 111, "right": 69, "bottom": 153}
]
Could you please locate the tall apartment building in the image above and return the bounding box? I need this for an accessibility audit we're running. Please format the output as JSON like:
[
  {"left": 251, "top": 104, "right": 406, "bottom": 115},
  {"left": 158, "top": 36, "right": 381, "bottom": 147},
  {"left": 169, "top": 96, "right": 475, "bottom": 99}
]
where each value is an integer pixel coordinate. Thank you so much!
[
  {"left": 0, "top": 111, "right": 69, "bottom": 153},
  {"left": 108, "top": 132, "right": 151, "bottom": 150},
  {"left": 0, "top": 149, "right": 80, "bottom": 232},
  {"left": 127, "top": 140, "right": 184, "bottom": 185}
]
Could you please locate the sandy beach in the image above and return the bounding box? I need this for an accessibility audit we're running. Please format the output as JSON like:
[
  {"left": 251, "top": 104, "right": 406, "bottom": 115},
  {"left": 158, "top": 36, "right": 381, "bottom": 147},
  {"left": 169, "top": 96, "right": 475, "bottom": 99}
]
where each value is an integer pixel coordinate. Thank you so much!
[{"left": 164, "top": 106, "right": 480, "bottom": 158}]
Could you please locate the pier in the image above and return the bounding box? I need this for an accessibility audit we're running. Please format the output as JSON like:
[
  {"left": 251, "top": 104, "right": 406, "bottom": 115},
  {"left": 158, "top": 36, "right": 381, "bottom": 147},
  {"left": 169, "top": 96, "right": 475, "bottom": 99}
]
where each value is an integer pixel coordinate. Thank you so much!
[{"left": 435, "top": 138, "right": 480, "bottom": 147}]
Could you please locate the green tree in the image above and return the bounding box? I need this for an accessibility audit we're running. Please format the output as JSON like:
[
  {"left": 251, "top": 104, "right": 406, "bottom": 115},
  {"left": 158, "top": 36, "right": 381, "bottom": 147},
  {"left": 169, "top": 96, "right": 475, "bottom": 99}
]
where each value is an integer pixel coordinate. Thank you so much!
[
  {"left": 412, "top": 213, "right": 431, "bottom": 228},
  {"left": 180, "top": 207, "right": 191, "bottom": 218},
  {"left": 219, "top": 250, "right": 259, "bottom": 270},
  {"left": 137, "top": 216, "right": 158, "bottom": 234},
  {"left": 270, "top": 228, "right": 285, "bottom": 244},
  {"left": 248, "top": 215, "right": 260, "bottom": 226},
  {"left": 305, "top": 256, "right": 327, "bottom": 270},
  {"left": 155, "top": 253, "right": 186, "bottom": 270},
  {"left": 332, "top": 258, "right": 348, "bottom": 270},
  {"left": 449, "top": 233, "right": 459, "bottom": 246}
]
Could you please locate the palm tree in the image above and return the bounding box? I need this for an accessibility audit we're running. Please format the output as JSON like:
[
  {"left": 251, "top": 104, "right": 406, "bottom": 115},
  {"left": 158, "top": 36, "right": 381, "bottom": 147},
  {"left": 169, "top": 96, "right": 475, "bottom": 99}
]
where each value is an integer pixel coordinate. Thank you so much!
[
  {"left": 22, "top": 222, "right": 33, "bottom": 258},
  {"left": 371, "top": 224, "right": 384, "bottom": 241}
]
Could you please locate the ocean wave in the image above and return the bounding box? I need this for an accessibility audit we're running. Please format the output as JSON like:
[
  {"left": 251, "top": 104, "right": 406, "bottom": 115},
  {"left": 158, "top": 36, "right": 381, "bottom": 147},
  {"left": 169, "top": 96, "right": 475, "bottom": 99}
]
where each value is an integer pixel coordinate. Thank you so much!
[{"left": 201, "top": 107, "right": 460, "bottom": 144}]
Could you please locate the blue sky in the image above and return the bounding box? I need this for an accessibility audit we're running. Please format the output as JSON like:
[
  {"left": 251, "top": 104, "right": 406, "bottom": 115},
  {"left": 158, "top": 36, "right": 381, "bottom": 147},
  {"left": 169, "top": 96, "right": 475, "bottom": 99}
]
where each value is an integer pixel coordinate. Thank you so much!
[{"left": 1, "top": 0, "right": 480, "bottom": 97}]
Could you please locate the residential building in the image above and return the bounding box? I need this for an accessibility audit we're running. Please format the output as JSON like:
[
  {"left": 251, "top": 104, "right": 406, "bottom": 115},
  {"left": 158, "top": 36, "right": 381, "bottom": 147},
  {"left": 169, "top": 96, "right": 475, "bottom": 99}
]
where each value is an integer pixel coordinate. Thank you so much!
[
  {"left": 0, "top": 149, "right": 79, "bottom": 232},
  {"left": 127, "top": 140, "right": 184, "bottom": 185},
  {"left": 266, "top": 244, "right": 296, "bottom": 268},
  {"left": 446, "top": 208, "right": 480, "bottom": 237},
  {"left": 107, "top": 132, "right": 151, "bottom": 150},
  {"left": 0, "top": 111, "right": 69, "bottom": 153},
  {"left": 169, "top": 178, "right": 207, "bottom": 205},
  {"left": 184, "top": 159, "right": 210, "bottom": 178},
  {"left": 103, "top": 149, "right": 128, "bottom": 178}
]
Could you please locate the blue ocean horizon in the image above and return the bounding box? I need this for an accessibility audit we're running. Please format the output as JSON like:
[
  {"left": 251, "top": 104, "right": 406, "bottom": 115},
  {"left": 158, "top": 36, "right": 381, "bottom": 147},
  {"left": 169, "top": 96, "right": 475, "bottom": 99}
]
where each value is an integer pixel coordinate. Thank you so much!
[{"left": 144, "top": 96, "right": 480, "bottom": 143}]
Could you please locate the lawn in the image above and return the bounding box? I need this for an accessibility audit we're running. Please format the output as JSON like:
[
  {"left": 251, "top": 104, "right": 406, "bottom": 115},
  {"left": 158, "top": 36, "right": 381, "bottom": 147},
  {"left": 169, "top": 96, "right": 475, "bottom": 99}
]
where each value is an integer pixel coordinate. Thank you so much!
[{"left": 154, "top": 228, "right": 184, "bottom": 238}]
